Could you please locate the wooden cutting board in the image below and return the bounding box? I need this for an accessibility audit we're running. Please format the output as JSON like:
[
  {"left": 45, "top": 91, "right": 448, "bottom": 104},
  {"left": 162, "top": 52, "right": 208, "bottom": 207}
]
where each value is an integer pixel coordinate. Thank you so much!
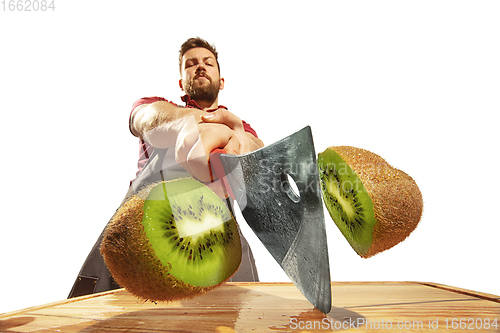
[{"left": 1, "top": 282, "right": 499, "bottom": 332}]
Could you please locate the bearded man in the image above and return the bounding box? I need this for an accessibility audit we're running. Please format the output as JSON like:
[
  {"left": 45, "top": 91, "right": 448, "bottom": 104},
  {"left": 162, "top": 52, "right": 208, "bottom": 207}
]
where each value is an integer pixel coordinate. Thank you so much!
[{"left": 68, "top": 37, "right": 263, "bottom": 298}]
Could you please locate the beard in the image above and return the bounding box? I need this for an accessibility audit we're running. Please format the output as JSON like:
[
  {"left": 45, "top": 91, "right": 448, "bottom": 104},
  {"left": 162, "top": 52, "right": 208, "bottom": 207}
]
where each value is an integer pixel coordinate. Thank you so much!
[{"left": 183, "top": 73, "right": 220, "bottom": 104}]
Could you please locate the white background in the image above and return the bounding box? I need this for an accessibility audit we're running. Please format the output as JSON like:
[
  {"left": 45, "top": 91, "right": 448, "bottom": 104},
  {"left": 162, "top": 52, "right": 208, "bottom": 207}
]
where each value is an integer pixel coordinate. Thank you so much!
[{"left": 1, "top": 1, "right": 499, "bottom": 314}]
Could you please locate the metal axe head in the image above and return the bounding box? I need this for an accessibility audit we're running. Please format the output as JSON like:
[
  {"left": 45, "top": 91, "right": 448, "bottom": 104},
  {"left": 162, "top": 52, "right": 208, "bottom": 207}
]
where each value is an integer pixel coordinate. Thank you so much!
[{"left": 211, "top": 126, "right": 332, "bottom": 313}]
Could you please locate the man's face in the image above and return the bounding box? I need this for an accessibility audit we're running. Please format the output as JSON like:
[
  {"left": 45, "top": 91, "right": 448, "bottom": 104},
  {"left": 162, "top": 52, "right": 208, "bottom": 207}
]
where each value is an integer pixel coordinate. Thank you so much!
[{"left": 179, "top": 47, "right": 224, "bottom": 104}]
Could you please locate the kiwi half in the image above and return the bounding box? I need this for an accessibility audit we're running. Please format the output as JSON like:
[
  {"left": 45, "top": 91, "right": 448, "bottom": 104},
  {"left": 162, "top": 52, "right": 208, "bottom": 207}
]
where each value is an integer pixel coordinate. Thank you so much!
[
  {"left": 100, "top": 178, "right": 242, "bottom": 302},
  {"left": 318, "top": 146, "right": 423, "bottom": 258}
]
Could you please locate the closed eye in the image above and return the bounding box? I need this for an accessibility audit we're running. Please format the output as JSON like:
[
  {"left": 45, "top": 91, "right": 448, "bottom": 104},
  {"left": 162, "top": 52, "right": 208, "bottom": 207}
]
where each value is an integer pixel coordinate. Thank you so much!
[{"left": 204, "top": 57, "right": 216, "bottom": 67}]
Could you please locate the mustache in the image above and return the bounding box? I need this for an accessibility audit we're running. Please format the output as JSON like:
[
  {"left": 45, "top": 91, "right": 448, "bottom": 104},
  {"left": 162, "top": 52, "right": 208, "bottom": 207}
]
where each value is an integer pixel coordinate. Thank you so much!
[{"left": 194, "top": 71, "right": 212, "bottom": 83}]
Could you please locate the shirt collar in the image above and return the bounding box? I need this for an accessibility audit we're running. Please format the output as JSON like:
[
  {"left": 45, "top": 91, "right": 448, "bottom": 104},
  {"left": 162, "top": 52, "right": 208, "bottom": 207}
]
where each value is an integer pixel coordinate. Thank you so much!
[{"left": 181, "top": 94, "right": 227, "bottom": 112}]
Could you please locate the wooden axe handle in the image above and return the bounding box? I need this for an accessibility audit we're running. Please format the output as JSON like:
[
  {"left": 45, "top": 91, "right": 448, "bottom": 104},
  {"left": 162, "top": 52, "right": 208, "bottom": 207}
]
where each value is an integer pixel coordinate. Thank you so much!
[{"left": 209, "top": 149, "right": 236, "bottom": 200}]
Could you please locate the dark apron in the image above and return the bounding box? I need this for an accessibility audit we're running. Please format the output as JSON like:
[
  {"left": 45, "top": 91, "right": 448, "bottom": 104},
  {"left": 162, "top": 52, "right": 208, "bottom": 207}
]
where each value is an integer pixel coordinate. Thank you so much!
[{"left": 68, "top": 148, "right": 259, "bottom": 298}]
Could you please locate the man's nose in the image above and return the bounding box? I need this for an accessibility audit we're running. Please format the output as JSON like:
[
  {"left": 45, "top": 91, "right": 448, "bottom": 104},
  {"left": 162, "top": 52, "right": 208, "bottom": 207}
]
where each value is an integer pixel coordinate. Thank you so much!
[{"left": 196, "top": 63, "right": 206, "bottom": 72}]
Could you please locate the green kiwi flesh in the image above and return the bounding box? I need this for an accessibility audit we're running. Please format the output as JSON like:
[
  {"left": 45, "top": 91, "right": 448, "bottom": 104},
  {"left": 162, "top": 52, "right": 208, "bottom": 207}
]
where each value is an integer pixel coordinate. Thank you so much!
[
  {"left": 143, "top": 179, "right": 240, "bottom": 287},
  {"left": 318, "top": 148, "right": 377, "bottom": 256}
]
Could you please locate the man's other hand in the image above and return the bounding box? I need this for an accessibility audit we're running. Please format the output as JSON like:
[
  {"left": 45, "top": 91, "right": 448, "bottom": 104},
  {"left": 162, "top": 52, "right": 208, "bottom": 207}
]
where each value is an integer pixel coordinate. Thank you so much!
[
  {"left": 201, "top": 108, "right": 264, "bottom": 155},
  {"left": 174, "top": 108, "right": 263, "bottom": 184}
]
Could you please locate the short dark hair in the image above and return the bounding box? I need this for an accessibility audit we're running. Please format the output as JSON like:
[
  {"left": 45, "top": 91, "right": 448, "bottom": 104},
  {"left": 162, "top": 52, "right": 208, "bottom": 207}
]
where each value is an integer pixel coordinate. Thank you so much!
[{"left": 179, "top": 37, "right": 220, "bottom": 73}]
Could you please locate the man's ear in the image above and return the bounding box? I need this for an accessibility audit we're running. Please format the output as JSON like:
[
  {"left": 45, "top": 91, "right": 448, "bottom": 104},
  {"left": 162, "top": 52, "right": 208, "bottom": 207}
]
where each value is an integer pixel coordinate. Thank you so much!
[
  {"left": 219, "top": 77, "right": 225, "bottom": 90},
  {"left": 179, "top": 79, "right": 184, "bottom": 91}
]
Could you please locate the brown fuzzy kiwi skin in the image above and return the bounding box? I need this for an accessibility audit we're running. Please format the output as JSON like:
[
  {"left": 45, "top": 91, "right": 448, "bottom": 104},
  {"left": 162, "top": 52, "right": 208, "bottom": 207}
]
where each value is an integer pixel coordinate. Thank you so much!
[
  {"left": 329, "top": 146, "right": 423, "bottom": 258},
  {"left": 100, "top": 181, "right": 240, "bottom": 302}
]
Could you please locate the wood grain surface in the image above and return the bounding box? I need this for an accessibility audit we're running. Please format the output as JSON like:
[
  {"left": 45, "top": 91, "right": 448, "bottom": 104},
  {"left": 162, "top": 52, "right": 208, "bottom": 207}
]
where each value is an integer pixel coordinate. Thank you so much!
[{"left": 1, "top": 282, "right": 499, "bottom": 332}]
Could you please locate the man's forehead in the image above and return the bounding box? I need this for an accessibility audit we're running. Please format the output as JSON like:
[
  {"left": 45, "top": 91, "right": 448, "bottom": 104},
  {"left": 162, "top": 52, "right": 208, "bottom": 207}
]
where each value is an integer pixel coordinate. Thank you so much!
[{"left": 182, "top": 47, "right": 216, "bottom": 62}]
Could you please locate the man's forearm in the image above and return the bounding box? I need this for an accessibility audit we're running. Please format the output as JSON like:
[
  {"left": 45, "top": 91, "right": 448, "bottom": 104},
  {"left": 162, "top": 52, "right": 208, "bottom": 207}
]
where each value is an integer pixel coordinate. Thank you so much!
[{"left": 131, "top": 101, "right": 204, "bottom": 137}]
